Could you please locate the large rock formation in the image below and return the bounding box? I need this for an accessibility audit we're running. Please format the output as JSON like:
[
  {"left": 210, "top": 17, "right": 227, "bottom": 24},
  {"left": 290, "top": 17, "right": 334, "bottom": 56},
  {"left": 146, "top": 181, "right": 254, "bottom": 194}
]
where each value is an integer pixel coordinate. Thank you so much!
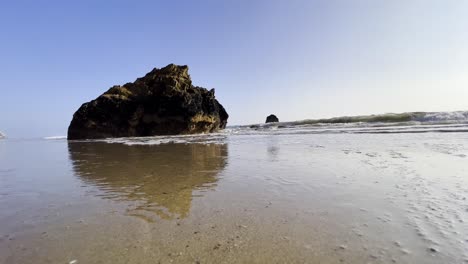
[
  {"left": 265, "top": 114, "right": 279, "bottom": 123},
  {"left": 68, "top": 64, "right": 228, "bottom": 140}
]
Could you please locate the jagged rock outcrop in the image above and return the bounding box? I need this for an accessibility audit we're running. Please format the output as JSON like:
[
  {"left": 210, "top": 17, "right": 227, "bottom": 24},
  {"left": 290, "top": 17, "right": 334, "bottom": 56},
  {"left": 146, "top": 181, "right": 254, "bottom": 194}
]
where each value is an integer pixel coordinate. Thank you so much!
[
  {"left": 265, "top": 114, "right": 279, "bottom": 123},
  {"left": 0, "top": 131, "right": 5, "bottom": 139},
  {"left": 68, "top": 64, "right": 228, "bottom": 140}
]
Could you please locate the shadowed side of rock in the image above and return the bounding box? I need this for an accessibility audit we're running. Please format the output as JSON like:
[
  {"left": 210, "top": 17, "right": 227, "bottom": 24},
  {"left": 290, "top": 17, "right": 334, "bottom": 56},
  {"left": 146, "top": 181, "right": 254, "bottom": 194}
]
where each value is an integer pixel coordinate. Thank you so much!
[
  {"left": 68, "top": 64, "right": 228, "bottom": 140},
  {"left": 266, "top": 114, "right": 279, "bottom": 123}
]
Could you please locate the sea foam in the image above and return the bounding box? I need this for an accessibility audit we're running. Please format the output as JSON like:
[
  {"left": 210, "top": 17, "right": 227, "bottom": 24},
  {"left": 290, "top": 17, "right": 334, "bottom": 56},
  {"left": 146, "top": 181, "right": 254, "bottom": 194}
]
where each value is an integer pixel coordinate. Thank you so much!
[{"left": 44, "top": 136, "right": 67, "bottom": 140}]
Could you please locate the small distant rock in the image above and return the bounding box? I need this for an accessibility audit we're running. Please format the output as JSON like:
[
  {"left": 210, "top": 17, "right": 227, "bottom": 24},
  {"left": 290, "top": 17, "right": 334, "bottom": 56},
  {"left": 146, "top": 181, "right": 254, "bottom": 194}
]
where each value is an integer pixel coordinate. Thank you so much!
[
  {"left": 0, "top": 131, "right": 5, "bottom": 139},
  {"left": 265, "top": 114, "right": 279, "bottom": 123}
]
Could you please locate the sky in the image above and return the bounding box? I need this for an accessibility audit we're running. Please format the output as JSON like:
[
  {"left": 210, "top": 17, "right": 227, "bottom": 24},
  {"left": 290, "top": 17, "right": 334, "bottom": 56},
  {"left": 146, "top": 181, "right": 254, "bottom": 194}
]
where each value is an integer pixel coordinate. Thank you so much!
[{"left": 1, "top": 0, "right": 468, "bottom": 138}]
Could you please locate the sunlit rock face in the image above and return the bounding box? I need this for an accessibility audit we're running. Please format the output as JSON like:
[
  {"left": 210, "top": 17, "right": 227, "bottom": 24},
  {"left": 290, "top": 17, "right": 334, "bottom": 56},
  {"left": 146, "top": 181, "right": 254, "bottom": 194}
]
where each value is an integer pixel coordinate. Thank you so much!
[{"left": 67, "top": 64, "right": 228, "bottom": 139}]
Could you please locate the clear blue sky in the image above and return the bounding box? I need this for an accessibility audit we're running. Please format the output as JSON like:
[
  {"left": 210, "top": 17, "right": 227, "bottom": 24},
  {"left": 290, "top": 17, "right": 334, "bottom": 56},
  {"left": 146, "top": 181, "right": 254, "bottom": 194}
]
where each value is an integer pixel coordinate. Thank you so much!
[{"left": 1, "top": 0, "right": 468, "bottom": 138}]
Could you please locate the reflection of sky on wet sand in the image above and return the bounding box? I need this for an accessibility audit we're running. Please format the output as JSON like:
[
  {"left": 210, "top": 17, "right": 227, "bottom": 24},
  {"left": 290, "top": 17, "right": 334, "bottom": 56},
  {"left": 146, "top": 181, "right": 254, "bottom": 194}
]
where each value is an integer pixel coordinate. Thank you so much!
[
  {"left": 2, "top": 132, "right": 468, "bottom": 264},
  {"left": 68, "top": 142, "right": 228, "bottom": 221}
]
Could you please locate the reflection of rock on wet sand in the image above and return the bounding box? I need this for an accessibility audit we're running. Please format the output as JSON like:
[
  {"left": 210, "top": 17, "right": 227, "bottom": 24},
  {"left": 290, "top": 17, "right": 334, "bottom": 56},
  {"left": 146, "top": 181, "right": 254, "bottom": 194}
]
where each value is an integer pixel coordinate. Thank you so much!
[
  {"left": 68, "top": 142, "right": 228, "bottom": 221},
  {"left": 267, "top": 138, "right": 279, "bottom": 161}
]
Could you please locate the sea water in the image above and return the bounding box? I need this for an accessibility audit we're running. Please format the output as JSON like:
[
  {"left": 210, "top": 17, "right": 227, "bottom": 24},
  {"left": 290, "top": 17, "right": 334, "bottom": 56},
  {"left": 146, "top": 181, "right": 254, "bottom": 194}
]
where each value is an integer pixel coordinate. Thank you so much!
[{"left": 1, "top": 120, "right": 467, "bottom": 263}]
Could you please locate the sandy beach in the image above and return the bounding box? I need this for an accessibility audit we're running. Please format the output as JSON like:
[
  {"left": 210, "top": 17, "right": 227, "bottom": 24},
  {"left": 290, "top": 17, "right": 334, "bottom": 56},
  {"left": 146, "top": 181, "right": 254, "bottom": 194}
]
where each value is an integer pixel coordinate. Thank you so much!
[{"left": 1, "top": 127, "right": 467, "bottom": 263}]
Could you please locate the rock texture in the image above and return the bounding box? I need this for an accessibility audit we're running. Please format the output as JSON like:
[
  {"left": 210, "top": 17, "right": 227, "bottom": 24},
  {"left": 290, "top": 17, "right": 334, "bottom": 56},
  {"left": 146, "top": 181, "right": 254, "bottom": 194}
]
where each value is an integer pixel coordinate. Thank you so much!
[
  {"left": 68, "top": 64, "right": 228, "bottom": 140},
  {"left": 265, "top": 114, "right": 279, "bottom": 123}
]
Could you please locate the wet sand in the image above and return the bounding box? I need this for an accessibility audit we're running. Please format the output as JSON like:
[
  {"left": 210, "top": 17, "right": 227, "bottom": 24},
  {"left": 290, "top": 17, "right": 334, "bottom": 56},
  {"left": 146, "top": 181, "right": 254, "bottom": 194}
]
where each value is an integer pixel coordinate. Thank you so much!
[{"left": 0, "top": 133, "right": 467, "bottom": 263}]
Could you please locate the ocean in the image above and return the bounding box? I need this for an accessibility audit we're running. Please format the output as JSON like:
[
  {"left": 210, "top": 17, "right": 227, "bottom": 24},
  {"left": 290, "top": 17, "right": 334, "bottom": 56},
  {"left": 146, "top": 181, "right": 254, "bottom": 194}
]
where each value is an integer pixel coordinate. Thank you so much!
[{"left": 1, "top": 112, "right": 467, "bottom": 263}]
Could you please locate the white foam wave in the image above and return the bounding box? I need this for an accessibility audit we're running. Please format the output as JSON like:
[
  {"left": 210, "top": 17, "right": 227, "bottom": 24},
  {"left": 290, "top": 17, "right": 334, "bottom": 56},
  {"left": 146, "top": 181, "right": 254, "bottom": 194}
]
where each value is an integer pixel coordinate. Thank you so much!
[
  {"left": 101, "top": 133, "right": 227, "bottom": 146},
  {"left": 44, "top": 136, "right": 67, "bottom": 140}
]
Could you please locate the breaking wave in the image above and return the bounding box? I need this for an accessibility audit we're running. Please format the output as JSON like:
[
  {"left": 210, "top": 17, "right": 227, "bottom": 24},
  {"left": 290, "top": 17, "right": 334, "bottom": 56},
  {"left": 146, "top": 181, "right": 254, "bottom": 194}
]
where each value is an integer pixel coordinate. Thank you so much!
[{"left": 277, "top": 111, "right": 468, "bottom": 126}]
